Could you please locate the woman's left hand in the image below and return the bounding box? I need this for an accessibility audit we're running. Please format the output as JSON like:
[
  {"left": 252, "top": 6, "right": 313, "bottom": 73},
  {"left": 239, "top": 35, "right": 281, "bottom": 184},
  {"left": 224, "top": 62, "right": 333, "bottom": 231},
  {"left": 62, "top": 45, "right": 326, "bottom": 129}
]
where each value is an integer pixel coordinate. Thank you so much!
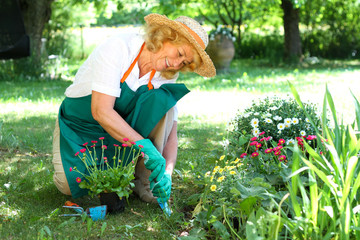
[{"left": 151, "top": 171, "right": 172, "bottom": 203}]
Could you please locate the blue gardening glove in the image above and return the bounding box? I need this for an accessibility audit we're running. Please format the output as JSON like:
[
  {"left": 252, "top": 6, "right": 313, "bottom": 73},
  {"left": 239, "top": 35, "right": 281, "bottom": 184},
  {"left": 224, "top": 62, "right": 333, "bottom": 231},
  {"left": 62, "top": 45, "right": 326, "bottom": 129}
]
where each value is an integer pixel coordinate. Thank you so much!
[
  {"left": 151, "top": 172, "right": 172, "bottom": 203},
  {"left": 135, "top": 139, "right": 166, "bottom": 183}
]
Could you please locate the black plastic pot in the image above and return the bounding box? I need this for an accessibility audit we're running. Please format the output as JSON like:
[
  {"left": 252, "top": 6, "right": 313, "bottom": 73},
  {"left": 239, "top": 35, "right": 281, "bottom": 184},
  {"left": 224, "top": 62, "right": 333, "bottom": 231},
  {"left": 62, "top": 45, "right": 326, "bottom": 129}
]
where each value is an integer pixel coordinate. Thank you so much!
[{"left": 99, "top": 192, "right": 125, "bottom": 214}]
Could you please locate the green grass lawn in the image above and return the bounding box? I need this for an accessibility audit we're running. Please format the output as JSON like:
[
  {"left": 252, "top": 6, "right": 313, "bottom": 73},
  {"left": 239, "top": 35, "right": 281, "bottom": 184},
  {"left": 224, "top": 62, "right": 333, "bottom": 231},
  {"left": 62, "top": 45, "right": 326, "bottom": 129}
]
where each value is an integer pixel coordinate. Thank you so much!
[{"left": 0, "top": 59, "right": 359, "bottom": 239}]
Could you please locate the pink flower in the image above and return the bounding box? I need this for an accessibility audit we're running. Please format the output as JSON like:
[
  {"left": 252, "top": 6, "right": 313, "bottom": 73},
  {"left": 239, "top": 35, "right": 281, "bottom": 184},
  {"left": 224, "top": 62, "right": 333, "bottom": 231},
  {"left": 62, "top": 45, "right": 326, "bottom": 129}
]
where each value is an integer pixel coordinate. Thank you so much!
[
  {"left": 91, "top": 144, "right": 95, "bottom": 148},
  {"left": 91, "top": 140, "right": 98, "bottom": 144},
  {"left": 265, "top": 148, "right": 272, "bottom": 154},
  {"left": 274, "top": 150, "right": 281, "bottom": 156},
  {"left": 69, "top": 167, "right": 73, "bottom": 172},
  {"left": 278, "top": 139, "right": 285, "bottom": 145},
  {"left": 114, "top": 144, "right": 119, "bottom": 147},
  {"left": 251, "top": 152, "right": 259, "bottom": 158},
  {"left": 259, "top": 131, "right": 265, "bottom": 136},
  {"left": 265, "top": 136, "right": 272, "bottom": 141},
  {"left": 277, "top": 146, "right": 283, "bottom": 150},
  {"left": 103, "top": 157, "right": 107, "bottom": 160},
  {"left": 76, "top": 177, "right": 82, "bottom": 183},
  {"left": 240, "top": 153, "right": 247, "bottom": 158},
  {"left": 123, "top": 138, "right": 129, "bottom": 142},
  {"left": 260, "top": 138, "right": 265, "bottom": 142},
  {"left": 102, "top": 145, "right": 107, "bottom": 149},
  {"left": 250, "top": 141, "right": 258, "bottom": 146},
  {"left": 139, "top": 145, "right": 144, "bottom": 148},
  {"left": 130, "top": 142, "right": 135, "bottom": 145},
  {"left": 99, "top": 137, "right": 105, "bottom": 140},
  {"left": 83, "top": 142, "right": 88, "bottom": 146},
  {"left": 306, "top": 135, "right": 316, "bottom": 140},
  {"left": 251, "top": 137, "right": 258, "bottom": 141},
  {"left": 141, "top": 152, "right": 145, "bottom": 158},
  {"left": 256, "top": 143, "right": 262, "bottom": 148},
  {"left": 122, "top": 143, "right": 128, "bottom": 147},
  {"left": 278, "top": 155, "right": 286, "bottom": 161},
  {"left": 75, "top": 152, "right": 79, "bottom": 156},
  {"left": 80, "top": 148, "right": 86, "bottom": 153}
]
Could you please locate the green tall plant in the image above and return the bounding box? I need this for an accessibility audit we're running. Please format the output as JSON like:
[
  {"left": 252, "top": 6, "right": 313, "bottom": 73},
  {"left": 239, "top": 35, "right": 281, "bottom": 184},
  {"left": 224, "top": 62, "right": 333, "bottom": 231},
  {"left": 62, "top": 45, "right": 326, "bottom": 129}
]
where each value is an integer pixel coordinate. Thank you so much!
[{"left": 285, "top": 82, "right": 360, "bottom": 239}]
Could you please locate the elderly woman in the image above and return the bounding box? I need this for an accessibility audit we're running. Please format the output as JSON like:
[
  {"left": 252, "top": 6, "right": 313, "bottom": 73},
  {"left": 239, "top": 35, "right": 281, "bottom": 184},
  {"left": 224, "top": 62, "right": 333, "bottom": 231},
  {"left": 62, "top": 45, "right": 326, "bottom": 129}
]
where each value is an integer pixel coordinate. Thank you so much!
[{"left": 52, "top": 13, "right": 216, "bottom": 205}]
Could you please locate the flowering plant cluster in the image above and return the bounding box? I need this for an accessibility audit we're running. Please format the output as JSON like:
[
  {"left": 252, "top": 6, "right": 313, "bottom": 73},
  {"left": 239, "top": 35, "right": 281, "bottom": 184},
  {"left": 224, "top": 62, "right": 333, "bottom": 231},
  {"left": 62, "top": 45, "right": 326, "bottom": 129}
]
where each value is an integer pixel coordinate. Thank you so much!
[
  {"left": 70, "top": 137, "right": 143, "bottom": 199},
  {"left": 209, "top": 25, "right": 236, "bottom": 42},
  {"left": 228, "top": 95, "right": 322, "bottom": 156}
]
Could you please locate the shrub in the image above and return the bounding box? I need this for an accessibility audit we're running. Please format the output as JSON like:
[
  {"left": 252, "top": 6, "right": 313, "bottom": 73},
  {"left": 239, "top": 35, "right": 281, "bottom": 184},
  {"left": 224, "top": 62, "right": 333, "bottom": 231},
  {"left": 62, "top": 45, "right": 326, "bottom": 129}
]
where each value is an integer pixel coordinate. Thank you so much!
[{"left": 227, "top": 95, "right": 322, "bottom": 156}]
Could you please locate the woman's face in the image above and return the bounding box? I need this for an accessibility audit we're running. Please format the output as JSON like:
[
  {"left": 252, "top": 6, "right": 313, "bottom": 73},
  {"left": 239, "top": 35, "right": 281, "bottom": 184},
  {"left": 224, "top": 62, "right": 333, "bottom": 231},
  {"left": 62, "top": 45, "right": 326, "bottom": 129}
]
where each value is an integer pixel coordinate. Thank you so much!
[{"left": 151, "top": 41, "right": 194, "bottom": 72}]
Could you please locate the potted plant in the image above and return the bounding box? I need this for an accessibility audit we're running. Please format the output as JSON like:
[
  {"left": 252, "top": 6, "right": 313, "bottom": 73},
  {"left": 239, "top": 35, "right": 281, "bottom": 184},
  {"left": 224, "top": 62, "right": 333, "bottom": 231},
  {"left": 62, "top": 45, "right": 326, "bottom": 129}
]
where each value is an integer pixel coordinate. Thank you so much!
[
  {"left": 69, "top": 137, "right": 143, "bottom": 213},
  {"left": 206, "top": 25, "right": 236, "bottom": 71}
]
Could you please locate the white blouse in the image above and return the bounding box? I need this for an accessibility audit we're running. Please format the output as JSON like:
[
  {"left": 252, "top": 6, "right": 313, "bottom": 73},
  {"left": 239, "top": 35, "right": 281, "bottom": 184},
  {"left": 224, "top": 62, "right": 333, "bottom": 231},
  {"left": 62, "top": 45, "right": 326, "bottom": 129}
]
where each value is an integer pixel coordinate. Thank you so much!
[{"left": 65, "top": 32, "right": 179, "bottom": 120}]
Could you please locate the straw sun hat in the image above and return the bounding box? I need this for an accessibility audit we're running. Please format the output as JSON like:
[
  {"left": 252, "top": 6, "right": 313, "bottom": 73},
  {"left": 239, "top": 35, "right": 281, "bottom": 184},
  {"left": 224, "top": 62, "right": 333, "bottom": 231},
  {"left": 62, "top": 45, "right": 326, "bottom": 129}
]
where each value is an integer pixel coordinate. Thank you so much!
[{"left": 144, "top": 13, "right": 216, "bottom": 78}]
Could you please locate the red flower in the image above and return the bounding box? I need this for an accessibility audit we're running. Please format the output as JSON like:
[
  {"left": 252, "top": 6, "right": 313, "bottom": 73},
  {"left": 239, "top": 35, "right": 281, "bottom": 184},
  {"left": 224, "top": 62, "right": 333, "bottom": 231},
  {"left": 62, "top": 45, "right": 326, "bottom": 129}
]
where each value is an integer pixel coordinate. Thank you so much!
[
  {"left": 102, "top": 145, "right": 107, "bottom": 149},
  {"left": 130, "top": 142, "right": 135, "bottom": 145},
  {"left": 69, "top": 167, "right": 73, "bottom": 172},
  {"left": 265, "top": 136, "right": 272, "bottom": 141},
  {"left": 274, "top": 150, "right": 281, "bottom": 156},
  {"left": 80, "top": 148, "right": 86, "bottom": 153},
  {"left": 278, "top": 155, "right": 286, "bottom": 161},
  {"left": 83, "top": 142, "right": 88, "bottom": 146},
  {"left": 256, "top": 143, "right": 262, "bottom": 148},
  {"left": 251, "top": 152, "right": 259, "bottom": 157},
  {"left": 76, "top": 177, "right": 82, "bottom": 183},
  {"left": 306, "top": 135, "right": 316, "bottom": 140},
  {"left": 260, "top": 138, "right": 265, "bottom": 142},
  {"left": 114, "top": 144, "right": 119, "bottom": 147},
  {"left": 91, "top": 140, "right": 98, "bottom": 144},
  {"left": 123, "top": 138, "right": 129, "bottom": 142},
  {"left": 91, "top": 144, "right": 95, "bottom": 148},
  {"left": 99, "top": 137, "right": 105, "bottom": 140},
  {"left": 141, "top": 152, "right": 145, "bottom": 158},
  {"left": 240, "top": 153, "right": 247, "bottom": 158},
  {"left": 251, "top": 137, "right": 258, "bottom": 141},
  {"left": 139, "top": 145, "right": 144, "bottom": 148},
  {"left": 265, "top": 148, "right": 272, "bottom": 154},
  {"left": 250, "top": 141, "right": 258, "bottom": 146},
  {"left": 278, "top": 139, "right": 285, "bottom": 145},
  {"left": 122, "top": 143, "right": 128, "bottom": 147},
  {"left": 259, "top": 131, "right": 265, "bottom": 136},
  {"left": 75, "top": 152, "right": 79, "bottom": 156}
]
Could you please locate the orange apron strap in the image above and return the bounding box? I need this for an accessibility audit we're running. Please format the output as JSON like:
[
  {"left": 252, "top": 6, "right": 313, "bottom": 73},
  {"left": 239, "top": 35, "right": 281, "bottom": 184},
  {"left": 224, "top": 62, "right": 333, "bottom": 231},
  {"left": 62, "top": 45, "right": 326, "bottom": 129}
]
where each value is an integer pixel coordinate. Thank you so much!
[
  {"left": 120, "top": 43, "right": 145, "bottom": 83},
  {"left": 120, "top": 42, "right": 156, "bottom": 91},
  {"left": 147, "top": 69, "right": 156, "bottom": 90}
]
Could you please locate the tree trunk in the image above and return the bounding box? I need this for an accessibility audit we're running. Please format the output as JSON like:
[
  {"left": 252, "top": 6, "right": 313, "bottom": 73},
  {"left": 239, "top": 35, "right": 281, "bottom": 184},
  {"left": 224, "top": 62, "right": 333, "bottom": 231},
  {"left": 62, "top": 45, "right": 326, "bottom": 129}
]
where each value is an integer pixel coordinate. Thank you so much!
[
  {"left": 19, "top": 0, "right": 54, "bottom": 61},
  {"left": 281, "top": 0, "right": 302, "bottom": 63}
]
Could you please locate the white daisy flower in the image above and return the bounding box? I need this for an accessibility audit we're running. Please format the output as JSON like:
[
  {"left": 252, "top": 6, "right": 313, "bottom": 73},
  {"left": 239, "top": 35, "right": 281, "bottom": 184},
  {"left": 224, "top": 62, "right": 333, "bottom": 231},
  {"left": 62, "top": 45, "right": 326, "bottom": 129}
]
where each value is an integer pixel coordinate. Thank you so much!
[
  {"left": 265, "top": 118, "right": 273, "bottom": 123},
  {"left": 254, "top": 112, "right": 260, "bottom": 116},
  {"left": 243, "top": 112, "right": 251, "bottom": 118},
  {"left": 269, "top": 106, "right": 278, "bottom": 111},
  {"left": 292, "top": 118, "right": 299, "bottom": 124},
  {"left": 252, "top": 128, "right": 260, "bottom": 136},
  {"left": 264, "top": 113, "right": 272, "bottom": 118},
  {"left": 305, "top": 118, "right": 310, "bottom": 123},
  {"left": 286, "top": 139, "right": 295, "bottom": 145},
  {"left": 285, "top": 123, "right": 291, "bottom": 128},
  {"left": 284, "top": 118, "right": 292, "bottom": 125},
  {"left": 277, "top": 123, "right": 285, "bottom": 130},
  {"left": 273, "top": 116, "right": 282, "bottom": 121},
  {"left": 251, "top": 118, "right": 259, "bottom": 127},
  {"left": 300, "top": 130, "right": 306, "bottom": 136},
  {"left": 278, "top": 130, "right": 282, "bottom": 134}
]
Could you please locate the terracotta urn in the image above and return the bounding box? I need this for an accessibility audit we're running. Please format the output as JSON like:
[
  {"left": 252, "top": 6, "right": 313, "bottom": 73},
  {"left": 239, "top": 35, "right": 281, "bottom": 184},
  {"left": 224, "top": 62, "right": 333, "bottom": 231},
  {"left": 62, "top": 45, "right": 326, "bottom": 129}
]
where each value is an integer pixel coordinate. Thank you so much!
[{"left": 206, "top": 34, "right": 235, "bottom": 71}]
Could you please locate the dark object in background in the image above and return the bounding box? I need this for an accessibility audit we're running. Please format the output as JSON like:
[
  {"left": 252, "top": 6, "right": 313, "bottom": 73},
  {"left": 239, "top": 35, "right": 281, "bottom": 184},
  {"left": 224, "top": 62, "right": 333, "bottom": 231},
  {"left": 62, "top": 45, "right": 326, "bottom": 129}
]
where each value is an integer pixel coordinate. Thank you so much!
[{"left": 0, "top": 0, "right": 30, "bottom": 59}]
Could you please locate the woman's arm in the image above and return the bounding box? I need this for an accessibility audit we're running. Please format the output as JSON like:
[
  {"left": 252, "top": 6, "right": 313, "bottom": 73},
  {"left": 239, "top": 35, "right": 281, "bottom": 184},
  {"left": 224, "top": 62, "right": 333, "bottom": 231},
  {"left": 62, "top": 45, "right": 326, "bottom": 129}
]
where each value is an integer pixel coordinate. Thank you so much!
[
  {"left": 91, "top": 90, "right": 144, "bottom": 144},
  {"left": 162, "top": 121, "right": 178, "bottom": 176}
]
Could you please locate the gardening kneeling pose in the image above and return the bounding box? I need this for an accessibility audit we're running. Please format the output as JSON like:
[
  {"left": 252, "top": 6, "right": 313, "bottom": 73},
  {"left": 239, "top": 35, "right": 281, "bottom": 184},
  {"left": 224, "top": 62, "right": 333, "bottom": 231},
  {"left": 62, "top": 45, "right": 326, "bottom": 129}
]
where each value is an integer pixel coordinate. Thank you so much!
[{"left": 51, "top": 13, "right": 216, "bottom": 206}]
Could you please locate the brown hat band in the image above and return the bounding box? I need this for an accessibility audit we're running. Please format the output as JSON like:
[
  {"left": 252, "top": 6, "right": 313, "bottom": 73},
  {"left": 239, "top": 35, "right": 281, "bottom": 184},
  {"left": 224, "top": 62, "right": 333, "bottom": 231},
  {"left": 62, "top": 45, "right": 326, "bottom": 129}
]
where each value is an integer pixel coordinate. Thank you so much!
[{"left": 179, "top": 22, "right": 205, "bottom": 49}]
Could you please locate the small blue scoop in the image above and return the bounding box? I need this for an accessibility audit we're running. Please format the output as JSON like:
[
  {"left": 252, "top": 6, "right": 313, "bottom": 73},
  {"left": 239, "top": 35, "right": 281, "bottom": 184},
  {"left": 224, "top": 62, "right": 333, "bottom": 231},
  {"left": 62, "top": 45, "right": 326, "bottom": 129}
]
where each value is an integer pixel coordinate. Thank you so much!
[{"left": 61, "top": 201, "right": 107, "bottom": 221}]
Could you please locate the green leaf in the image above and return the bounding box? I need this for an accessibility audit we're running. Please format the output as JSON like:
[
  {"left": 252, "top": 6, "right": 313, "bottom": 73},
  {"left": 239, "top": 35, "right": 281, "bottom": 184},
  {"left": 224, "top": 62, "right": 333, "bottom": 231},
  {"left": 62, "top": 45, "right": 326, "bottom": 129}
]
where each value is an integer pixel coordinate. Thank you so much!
[
  {"left": 350, "top": 90, "right": 360, "bottom": 131},
  {"left": 212, "top": 221, "right": 231, "bottom": 239}
]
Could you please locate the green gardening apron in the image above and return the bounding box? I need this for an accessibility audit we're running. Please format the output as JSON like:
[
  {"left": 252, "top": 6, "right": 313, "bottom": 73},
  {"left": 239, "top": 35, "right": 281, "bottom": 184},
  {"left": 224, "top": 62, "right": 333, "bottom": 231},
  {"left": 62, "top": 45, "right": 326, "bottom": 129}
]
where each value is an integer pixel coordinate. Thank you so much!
[{"left": 58, "top": 43, "right": 190, "bottom": 198}]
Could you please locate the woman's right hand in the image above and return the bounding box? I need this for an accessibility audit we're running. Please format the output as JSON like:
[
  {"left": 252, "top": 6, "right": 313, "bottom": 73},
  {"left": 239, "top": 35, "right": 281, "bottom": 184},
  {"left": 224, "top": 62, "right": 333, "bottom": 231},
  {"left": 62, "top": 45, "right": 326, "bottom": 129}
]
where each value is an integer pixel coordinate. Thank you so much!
[{"left": 135, "top": 139, "right": 166, "bottom": 183}]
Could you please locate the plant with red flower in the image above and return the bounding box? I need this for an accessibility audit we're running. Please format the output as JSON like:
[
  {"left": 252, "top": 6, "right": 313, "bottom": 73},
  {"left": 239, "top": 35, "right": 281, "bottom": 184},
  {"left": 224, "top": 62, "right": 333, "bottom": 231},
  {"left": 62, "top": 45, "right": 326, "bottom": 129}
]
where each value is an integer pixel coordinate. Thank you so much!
[{"left": 70, "top": 137, "right": 142, "bottom": 200}]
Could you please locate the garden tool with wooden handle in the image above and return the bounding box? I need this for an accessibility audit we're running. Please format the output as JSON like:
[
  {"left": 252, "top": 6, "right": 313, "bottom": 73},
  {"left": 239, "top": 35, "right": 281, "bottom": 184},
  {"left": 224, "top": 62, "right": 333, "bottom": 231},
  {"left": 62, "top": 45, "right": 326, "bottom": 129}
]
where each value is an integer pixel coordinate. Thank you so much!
[{"left": 60, "top": 201, "right": 107, "bottom": 221}]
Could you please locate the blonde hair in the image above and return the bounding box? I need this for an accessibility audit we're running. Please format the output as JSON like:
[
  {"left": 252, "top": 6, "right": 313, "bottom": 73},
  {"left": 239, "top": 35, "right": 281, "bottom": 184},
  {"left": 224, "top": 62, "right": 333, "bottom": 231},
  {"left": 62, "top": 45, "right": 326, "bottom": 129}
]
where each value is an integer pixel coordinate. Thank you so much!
[{"left": 144, "top": 23, "right": 202, "bottom": 79}]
